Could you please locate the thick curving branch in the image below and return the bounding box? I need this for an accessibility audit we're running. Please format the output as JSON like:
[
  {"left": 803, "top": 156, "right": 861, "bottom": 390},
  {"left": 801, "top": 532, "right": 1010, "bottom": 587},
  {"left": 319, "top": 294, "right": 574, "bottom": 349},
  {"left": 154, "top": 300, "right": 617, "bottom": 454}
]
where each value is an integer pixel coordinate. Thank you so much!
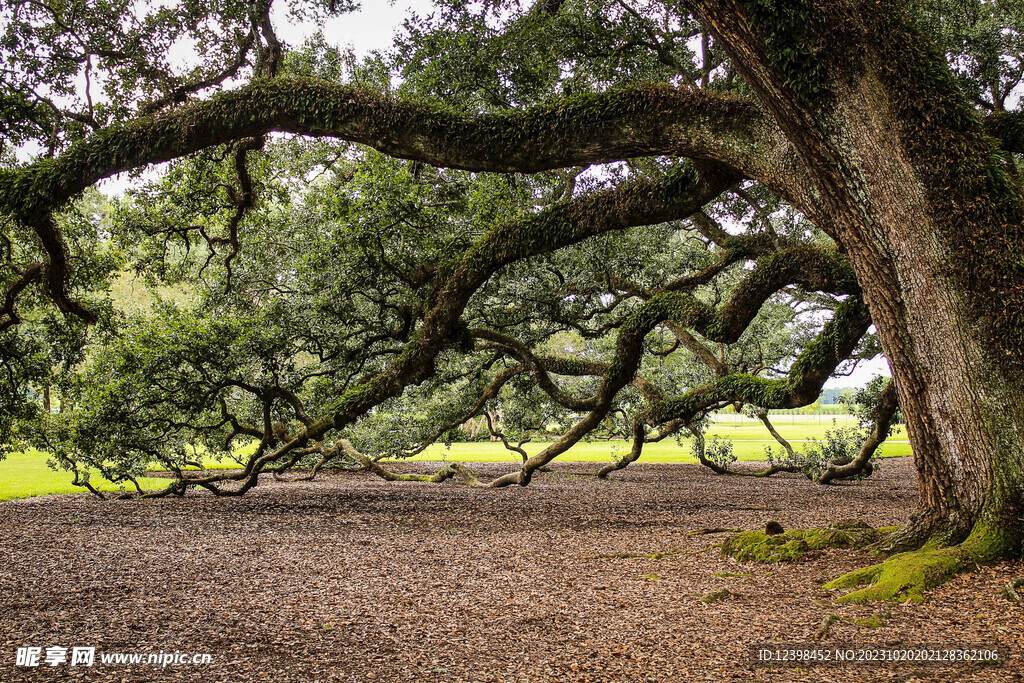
[
  {"left": 131, "top": 162, "right": 736, "bottom": 496},
  {"left": 481, "top": 251, "right": 864, "bottom": 488},
  {"left": 324, "top": 162, "right": 738, "bottom": 437},
  {"left": 597, "top": 295, "right": 872, "bottom": 479},
  {"left": 0, "top": 80, "right": 782, "bottom": 218},
  {"left": 644, "top": 295, "right": 874, "bottom": 427},
  {"left": 473, "top": 328, "right": 603, "bottom": 411},
  {"left": 0, "top": 72, "right": 805, "bottom": 324}
]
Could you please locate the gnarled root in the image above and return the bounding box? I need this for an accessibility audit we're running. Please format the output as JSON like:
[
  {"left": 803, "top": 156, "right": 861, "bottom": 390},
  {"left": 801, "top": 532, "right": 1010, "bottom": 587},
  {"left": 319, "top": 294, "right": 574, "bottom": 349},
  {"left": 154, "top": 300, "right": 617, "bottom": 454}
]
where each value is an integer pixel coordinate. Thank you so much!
[
  {"left": 1004, "top": 577, "right": 1024, "bottom": 603},
  {"left": 868, "top": 513, "right": 969, "bottom": 555},
  {"left": 823, "top": 548, "right": 967, "bottom": 604},
  {"left": 825, "top": 517, "right": 1019, "bottom": 603}
]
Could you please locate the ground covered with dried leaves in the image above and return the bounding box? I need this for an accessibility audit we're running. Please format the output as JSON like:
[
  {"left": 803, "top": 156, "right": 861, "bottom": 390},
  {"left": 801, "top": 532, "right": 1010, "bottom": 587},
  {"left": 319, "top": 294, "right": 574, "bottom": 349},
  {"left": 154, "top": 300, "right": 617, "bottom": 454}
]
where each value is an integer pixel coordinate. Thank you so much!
[{"left": 1, "top": 456, "right": 1021, "bottom": 682}]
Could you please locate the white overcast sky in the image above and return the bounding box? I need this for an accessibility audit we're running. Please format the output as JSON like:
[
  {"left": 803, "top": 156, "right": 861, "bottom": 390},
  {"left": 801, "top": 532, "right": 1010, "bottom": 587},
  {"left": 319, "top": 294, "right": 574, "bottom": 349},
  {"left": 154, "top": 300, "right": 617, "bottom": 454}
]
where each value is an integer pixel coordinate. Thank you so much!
[{"left": 274, "top": 1, "right": 429, "bottom": 57}]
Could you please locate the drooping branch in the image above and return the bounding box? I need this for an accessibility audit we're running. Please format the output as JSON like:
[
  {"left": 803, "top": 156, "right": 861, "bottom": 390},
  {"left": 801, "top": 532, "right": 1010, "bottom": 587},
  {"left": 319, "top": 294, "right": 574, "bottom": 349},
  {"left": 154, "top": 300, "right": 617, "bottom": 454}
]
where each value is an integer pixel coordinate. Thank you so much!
[
  {"left": 473, "top": 328, "right": 602, "bottom": 411},
  {"left": 593, "top": 418, "right": 646, "bottom": 478},
  {"left": 21, "top": 213, "right": 97, "bottom": 323},
  {"left": 756, "top": 410, "right": 797, "bottom": 460},
  {"left": 818, "top": 379, "right": 898, "bottom": 484},
  {"left": 593, "top": 414, "right": 688, "bottom": 479},
  {"left": 209, "top": 136, "right": 264, "bottom": 292},
  {"left": 483, "top": 412, "right": 533, "bottom": 463}
]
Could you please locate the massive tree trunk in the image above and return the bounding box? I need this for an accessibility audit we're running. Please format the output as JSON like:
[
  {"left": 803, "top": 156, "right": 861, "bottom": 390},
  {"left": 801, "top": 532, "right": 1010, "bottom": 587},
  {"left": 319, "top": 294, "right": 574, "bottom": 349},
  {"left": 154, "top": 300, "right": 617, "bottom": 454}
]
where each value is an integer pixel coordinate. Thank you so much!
[{"left": 692, "top": 0, "right": 1024, "bottom": 558}]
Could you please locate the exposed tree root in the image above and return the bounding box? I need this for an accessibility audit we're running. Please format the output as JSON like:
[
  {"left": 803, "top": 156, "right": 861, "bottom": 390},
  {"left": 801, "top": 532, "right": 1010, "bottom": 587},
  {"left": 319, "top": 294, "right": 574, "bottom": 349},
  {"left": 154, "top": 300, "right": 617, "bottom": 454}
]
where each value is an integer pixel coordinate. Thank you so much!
[
  {"left": 700, "top": 588, "right": 738, "bottom": 604},
  {"left": 723, "top": 519, "right": 998, "bottom": 604},
  {"left": 722, "top": 520, "right": 888, "bottom": 563},
  {"left": 866, "top": 513, "right": 961, "bottom": 555},
  {"left": 1004, "top": 577, "right": 1024, "bottom": 603},
  {"left": 824, "top": 518, "right": 1018, "bottom": 604},
  {"left": 823, "top": 548, "right": 967, "bottom": 604},
  {"left": 725, "top": 516, "right": 1015, "bottom": 604},
  {"left": 814, "top": 613, "right": 840, "bottom": 640}
]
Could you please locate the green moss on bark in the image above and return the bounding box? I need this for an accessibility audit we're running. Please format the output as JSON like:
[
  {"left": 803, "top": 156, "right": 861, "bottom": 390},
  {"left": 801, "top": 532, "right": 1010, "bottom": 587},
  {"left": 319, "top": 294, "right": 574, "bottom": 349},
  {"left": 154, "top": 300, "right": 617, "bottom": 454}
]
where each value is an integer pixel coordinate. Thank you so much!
[{"left": 823, "top": 549, "right": 966, "bottom": 604}]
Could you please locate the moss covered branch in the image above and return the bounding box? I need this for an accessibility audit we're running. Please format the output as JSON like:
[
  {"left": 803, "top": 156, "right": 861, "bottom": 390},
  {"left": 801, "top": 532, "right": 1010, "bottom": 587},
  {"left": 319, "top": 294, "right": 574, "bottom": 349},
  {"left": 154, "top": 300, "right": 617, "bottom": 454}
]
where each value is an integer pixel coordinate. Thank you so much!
[{"left": 0, "top": 80, "right": 783, "bottom": 219}]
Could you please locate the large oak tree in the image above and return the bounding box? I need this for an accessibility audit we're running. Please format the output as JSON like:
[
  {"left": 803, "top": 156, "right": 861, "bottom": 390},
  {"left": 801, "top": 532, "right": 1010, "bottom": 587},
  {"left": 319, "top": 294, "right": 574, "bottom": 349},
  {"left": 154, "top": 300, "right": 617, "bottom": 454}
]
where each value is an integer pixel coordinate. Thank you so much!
[{"left": 1, "top": 0, "right": 1021, "bottom": 601}]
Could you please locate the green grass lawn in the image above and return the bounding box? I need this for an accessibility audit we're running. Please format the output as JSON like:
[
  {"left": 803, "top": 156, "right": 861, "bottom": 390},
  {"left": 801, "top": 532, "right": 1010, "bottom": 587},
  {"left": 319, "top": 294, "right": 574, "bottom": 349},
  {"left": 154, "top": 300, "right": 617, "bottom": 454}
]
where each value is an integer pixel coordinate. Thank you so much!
[
  {"left": 402, "top": 415, "right": 911, "bottom": 462},
  {"left": 0, "top": 450, "right": 169, "bottom": 502},
  {"left": 0, "top": 414, "right": 911, "bottom": 501}
]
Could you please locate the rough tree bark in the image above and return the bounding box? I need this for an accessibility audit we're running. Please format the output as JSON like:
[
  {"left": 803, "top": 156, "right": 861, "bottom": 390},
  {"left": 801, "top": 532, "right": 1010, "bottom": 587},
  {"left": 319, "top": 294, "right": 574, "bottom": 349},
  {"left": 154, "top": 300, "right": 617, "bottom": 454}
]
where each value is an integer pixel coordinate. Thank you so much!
[{"left": 688, "top": 0, "right": 1023, "bottom": 576}]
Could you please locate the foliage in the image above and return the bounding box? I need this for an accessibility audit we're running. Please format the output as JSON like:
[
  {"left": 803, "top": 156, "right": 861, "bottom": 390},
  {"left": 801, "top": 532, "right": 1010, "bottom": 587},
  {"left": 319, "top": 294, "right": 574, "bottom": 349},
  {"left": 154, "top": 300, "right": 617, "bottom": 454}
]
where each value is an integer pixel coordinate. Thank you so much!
[
  {"left": 844, "top": 375, "right": 903, "bottom": 429},
  {"left": 764, "top": 423, "right": 871, "bottom": 481},
  {"left": 690, "top": 432, "right": 736, "bottom": 469},
  {"left": 0, "top": 0, "right": 1019, "bottom": 534}
]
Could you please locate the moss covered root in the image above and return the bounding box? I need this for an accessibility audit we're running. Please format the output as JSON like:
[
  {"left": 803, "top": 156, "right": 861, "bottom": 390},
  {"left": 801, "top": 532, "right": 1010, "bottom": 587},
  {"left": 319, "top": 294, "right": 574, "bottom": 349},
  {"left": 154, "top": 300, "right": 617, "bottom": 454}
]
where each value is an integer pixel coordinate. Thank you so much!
[
  {"left": 722, "top": 520, "right": 885, "bottom": 562},
  {"left": 822, "top": 519, "right": 1016, "bottom": 604},
  {"left": 823, "top": 548, "right": 967, "bottom": 603}
]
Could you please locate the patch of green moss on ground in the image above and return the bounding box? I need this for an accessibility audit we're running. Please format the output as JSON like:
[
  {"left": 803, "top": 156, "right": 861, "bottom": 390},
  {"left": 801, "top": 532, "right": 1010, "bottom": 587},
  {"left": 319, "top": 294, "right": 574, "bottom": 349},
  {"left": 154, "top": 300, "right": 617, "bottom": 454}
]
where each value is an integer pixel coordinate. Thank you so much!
[
  {"left": 722, "top": 520, "right": 886, "bottom": 563},
  {"left": 854, "top": 612, "right": 890, "bottom": 628},
  {"left": 721, "top": 530, "right": 809, "bottom": 562},
  {"left": 700, "top": 588, "right": 738, "bottom": 604}
]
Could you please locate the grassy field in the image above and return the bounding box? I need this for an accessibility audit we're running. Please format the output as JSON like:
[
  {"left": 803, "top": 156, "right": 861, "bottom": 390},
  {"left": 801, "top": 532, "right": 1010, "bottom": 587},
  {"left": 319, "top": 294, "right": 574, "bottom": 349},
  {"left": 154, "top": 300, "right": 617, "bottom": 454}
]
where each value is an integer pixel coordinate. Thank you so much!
[
  {"left": 0, "top": 414, "right": 910, "bottom": 501},
  {"left": 0, "top": 450, "right": 169, "bottom": 502},
  {"left": 404, "top": 414, "right": 910, "bottom": 462}
]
